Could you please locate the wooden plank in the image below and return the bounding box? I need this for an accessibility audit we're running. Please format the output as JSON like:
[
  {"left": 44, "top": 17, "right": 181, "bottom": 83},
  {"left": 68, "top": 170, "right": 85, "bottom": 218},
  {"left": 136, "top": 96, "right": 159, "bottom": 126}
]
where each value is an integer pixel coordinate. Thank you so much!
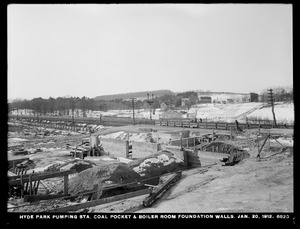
[
  {"left": 29, "top": 175, "right": 32, "bottom": 195},
  {"left": 64, "top": 175, "right": 69, "bottom": 195},
  {"left": 91, "top": 184, "right": 99, "bottom": 200},
  {"left": 24, "top": 194, "right": 70, "bottom": 203},
  {"left": 20, "top": 175, "right": 24, "bottom": 197},
  {"left": 9, "top": 169, "right": 76, "bottom": 186},
  {"left": 47, "top": 188, "right": 152, "bottom": 212},
  {"left": 143, "top": 171, "right": 182, "bottom": 207}
]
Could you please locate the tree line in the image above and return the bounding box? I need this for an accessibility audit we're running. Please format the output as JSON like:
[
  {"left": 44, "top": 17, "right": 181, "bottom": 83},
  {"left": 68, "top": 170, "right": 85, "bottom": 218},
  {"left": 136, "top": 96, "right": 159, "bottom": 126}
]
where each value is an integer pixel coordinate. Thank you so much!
[
  {"left": 259, "top": 87, "right": 293, "bottom": 103},
  {"left": 8, "top": 88, "right": 293, "bottom": 116}
]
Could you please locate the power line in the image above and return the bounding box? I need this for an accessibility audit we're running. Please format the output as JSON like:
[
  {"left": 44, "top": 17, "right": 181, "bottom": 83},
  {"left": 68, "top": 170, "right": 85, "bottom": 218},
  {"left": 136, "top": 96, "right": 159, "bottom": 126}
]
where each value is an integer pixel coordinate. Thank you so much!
[
  {"left": 130, "top": 98, "right": 137, "bottom": 125},
  {"left": 267, "top": 89, "right": 277, "bottom": 128}
]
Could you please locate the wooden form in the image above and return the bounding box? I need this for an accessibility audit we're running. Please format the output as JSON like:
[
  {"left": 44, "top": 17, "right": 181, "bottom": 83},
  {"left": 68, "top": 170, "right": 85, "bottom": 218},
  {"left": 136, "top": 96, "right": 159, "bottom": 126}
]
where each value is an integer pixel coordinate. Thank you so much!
[
  {"left": 8, "top": 157, "right": 29, "bottom": 170},
  {"left": 256, "top": 132, "right": 289, "bottom": 160},
  {"left": 9, "top": 169, "right": 76, "bottom": 198},
  {"left": 143, "top": 171, "right": 182, "bottom": 207},
  {"left": 23, "top": 194, "right": 70, "bottom": 203},
  {"left": 46, "top": 188, "right": 152, "bottom": 212},
  {"left": 171, "top": 132, "right": 220, "bottom": 150}
]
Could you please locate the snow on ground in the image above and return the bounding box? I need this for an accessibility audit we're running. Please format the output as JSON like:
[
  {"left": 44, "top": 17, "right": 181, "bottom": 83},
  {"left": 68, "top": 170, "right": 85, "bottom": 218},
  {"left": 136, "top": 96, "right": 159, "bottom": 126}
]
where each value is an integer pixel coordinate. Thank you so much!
[
  {"left": 188, "top": 103, "right": 264, "bottom": 122},
  {"left": 99, "top": 131, "right": 153, "bottom": 142},
  {"left": 270, "top": 138, "right": 293, "bottom": 147},
  {"left": 86, "top": 109, "right": 163, "bottom": 120},
  {"left": 187, "top": 102, "right": 294, "bottom": 123},
  {"left": 8, "top": 138, "right": 29, "bottom": 143},
  {"left": 246, "top": 102, "right": 294, "bottom": 124},
  {"left": 12, "top": 102, "right": 293, "bottom": 124}
]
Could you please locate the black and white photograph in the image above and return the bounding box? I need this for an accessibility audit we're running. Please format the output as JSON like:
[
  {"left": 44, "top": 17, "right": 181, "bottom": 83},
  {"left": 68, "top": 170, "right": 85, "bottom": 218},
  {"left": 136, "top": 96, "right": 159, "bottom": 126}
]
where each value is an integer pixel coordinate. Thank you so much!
[{"left": 6, "top": 3, "right": 294, "bottom": 224}]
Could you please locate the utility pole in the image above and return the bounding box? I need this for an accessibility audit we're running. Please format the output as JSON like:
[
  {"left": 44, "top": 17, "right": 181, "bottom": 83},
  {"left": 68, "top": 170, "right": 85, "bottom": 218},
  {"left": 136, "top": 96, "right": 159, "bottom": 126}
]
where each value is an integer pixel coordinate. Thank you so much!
[
  {"left": 147, "top": 93, "right": 154, "bottom": 120},
  {"left": 131, "top": 98, "right": 136, "bottom": 125},
  {"left": 267, "top": 89, "right": 277, "bottom": 128},
  {"left": 71, "top": 98, "right": 75, "bottom": 125},
  {"left": 99, "top": 105, "right": 102, "bottom": 124}
]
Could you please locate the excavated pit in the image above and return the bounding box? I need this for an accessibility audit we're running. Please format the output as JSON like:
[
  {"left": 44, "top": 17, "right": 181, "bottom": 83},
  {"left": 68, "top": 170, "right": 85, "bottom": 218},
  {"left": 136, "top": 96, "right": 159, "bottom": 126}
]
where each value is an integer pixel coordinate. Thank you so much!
[{"left": 201, "top": 141, "right": 250, "bottom": 166}]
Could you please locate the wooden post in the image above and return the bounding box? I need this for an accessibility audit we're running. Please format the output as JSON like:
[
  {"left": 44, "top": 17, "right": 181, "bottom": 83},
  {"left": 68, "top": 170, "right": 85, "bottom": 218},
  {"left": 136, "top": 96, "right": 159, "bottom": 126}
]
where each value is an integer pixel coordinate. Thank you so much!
[
  {"left": 230, "top": 127, "right": 232, "bottom": 140},
  {"left": 29, "top": 175, "right": 32, "bottom": 195},
  {"left": 125, "top": 140, "right": 129, "bottom": 158},
  {"left": 32, "top": 180, "right": 37, "bottom": 195},
  {"left": 92, "top": 184, "right": 99, "bottom": 200},
  {"left": 20, "top": 174, "right": 24, "bottom": 198},
  {"left": 12, "top": 161, "right": 15, "bottom": 173},
  {"left": 257, "top": 134, "right": 260, "bottom": 152},
  {"left": 25, "top": 180, "right": 29, "bottom": 194},
  {"left": 35, "top": 180, "right": 40, "bottom": 195},
  {"left": 64, "top": 175, "right": 69, "bottom": 195},
  {"left": 180, "top": 137, "right": 183, "bottom": 150},
  {"left": 186, "top": 138, "right": 189, "bottom": 149},
  {"left": 268, "top": 130, "right": 271, "bottom": 148}
]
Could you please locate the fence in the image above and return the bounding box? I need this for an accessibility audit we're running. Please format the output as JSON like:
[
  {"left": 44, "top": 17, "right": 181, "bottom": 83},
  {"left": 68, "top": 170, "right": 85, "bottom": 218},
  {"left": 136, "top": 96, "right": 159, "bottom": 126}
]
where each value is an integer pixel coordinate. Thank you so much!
[
  {"left": 10, "top": 115, "right": 294, "bottom": 130},
  {"left": 155, "top": 120, "right": 293, "bottom": 130}
]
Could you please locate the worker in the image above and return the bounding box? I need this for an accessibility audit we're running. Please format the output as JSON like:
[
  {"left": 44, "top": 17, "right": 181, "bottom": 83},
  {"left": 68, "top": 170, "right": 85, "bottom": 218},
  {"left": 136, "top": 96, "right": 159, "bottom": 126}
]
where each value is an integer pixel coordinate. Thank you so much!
[{"left": 235, "top": 120, "right": 239, "bottom": 131}]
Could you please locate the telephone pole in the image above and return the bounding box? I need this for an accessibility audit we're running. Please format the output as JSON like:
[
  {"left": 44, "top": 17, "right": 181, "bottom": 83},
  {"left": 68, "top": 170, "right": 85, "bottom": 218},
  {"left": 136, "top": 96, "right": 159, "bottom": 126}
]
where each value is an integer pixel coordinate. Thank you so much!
[
  {"left": 130, "top": 98, "right": 136, "bottom": 125},
  {"left": 146, "top": 93, "right": 154, "bottom": 120},
  {"left": 267, "top": 89, "right": 277, "bottom": 128},
  {"left": 71, "top": 98, "right": 75, "bottom": 125}
]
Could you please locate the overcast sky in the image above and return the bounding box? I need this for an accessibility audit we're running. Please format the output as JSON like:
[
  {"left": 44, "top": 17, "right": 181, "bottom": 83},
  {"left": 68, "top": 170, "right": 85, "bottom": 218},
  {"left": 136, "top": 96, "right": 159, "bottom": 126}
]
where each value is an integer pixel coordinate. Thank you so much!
[{"left": 7, "top": 4, "right": 293, "bottom": 100}]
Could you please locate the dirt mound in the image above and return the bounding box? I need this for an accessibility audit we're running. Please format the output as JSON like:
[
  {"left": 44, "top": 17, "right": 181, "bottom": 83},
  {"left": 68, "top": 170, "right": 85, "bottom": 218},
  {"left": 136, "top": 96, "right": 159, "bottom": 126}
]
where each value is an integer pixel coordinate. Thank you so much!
[
  {"left": 222, "top": 151, "right": 250, "bottom": 166},
  {"left": 43, "top": 159, "right": 96, "bottom": 173},
  {"left": 59, "top": 159, "right": 96, "bottom": 173},
  {"left": 56, "top": 161, "right": 141, "bottom": 195}
]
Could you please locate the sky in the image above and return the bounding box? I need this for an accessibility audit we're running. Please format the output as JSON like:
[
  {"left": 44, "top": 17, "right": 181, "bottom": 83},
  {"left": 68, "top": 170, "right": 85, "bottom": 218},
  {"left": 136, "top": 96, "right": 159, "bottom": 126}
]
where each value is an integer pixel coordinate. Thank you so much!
[{"left": 7, "top": 4, "right": 293, "bottom": 100}]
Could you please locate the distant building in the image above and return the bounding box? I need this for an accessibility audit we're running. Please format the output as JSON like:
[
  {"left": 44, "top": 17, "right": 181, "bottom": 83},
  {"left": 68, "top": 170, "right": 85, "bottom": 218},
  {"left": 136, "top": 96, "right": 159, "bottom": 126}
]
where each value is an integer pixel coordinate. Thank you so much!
[
  {"left": 160, "top": 101, "right": 175, "bottom": 111},
  {"left": 160, "top": 102, "right": 169, "bottom": 111},
  {"left": 250, "top": 93, "right": 259, "bottom": 102},
  {"left": 199, "top": 96, "right": 212, "bottom": 104}
]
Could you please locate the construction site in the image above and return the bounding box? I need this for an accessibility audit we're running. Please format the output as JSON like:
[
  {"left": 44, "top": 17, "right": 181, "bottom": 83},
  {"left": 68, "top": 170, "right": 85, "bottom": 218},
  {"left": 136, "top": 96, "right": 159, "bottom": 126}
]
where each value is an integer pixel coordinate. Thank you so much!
[{"left": 7, "top": 112, "right": 294, "bottom": 213}]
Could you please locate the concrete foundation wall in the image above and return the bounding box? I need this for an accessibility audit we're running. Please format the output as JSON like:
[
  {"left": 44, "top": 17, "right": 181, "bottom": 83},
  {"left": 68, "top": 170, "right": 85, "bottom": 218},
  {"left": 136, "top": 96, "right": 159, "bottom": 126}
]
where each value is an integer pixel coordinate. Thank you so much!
[
  {"left": 165, "top": 146, "right": 227, "bottom": 168},
  {"left": 99, "top": 138, "right": 161, "bottom": 159},
  {"left": 165, "top": 146, "right": 188, "bottom": 167},
  {"left": 167, "top": 146, "right": 200, "bottom": 168},
  {"left": 99, "top": 138, "right": 127, "bottom": 157},
  {"left": 131, "top": 142, "right": 161, "bottom": 158},
  {"left": 170, "top": 138, "right": 198, "bottom": 148}
]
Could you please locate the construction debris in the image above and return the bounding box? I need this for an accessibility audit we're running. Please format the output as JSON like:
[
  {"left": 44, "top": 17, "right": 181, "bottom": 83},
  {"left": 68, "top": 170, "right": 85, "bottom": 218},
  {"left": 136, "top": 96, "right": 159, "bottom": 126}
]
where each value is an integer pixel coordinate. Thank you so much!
[{"left": 143, "top": 171, "right": 182, "bottom": 207}]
